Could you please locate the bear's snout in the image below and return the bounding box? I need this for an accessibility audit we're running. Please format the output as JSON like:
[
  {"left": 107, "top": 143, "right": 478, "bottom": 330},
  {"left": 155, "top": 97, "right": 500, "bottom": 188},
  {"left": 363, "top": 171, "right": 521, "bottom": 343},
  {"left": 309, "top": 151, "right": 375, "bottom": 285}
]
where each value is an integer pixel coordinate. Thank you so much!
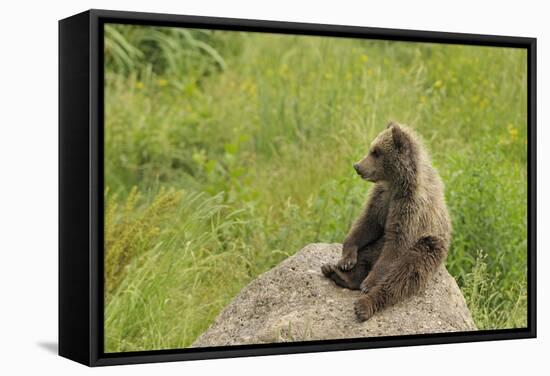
[{"left": 354, "top": 162, "right": 373, "bottom": 181}]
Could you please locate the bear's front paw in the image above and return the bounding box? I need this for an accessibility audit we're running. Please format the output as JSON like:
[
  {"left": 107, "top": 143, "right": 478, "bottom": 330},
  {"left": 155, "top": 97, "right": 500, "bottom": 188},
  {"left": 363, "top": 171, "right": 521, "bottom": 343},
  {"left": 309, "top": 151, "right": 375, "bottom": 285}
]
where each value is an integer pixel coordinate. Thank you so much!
[
  {"left": 359, "top": 278, "right": 372, "bottom": 294},
  {"left": 337, "top": 255, "right": 357, "bottom": 271},
  {"left": 354, "top": 297, "right": 375, "bottom": 322}
]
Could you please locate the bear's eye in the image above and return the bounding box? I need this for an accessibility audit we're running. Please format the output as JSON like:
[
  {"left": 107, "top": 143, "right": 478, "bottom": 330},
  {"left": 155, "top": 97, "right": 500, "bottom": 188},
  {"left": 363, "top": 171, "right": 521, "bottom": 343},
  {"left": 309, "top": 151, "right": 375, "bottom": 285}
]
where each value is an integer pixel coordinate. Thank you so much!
[{"left": 370, "top": 148, "right": 380, "bottom": 158}]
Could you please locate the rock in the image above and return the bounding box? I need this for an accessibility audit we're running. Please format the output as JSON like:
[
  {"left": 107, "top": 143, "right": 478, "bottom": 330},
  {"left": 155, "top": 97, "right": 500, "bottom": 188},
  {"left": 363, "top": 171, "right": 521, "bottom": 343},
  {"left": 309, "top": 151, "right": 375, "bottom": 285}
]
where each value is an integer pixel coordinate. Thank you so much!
[{"left": 191, "top": 243, "right": 477, "bottom": 347}]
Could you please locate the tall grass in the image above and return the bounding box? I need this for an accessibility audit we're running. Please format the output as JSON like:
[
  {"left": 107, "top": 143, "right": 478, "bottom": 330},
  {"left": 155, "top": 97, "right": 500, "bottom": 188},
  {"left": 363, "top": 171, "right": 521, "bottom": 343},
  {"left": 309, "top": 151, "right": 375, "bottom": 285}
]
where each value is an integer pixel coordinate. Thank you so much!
[{"left": 104, "top": 25, "right": 527, "bottom": 352}]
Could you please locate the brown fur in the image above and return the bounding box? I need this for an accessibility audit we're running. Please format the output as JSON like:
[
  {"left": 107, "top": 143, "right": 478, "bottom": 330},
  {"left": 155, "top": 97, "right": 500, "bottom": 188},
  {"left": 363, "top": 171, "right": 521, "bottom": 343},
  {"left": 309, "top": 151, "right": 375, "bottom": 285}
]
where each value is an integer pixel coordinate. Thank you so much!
[{"left": 321, "top": 122, "right": 452, "bottom": 322}]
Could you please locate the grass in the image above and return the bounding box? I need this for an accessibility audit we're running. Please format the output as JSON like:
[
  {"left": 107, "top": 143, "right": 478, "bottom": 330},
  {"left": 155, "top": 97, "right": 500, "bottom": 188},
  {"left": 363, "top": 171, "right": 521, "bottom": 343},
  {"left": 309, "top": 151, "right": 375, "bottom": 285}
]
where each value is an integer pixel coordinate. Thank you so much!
[{"left": 103, "top": 25, "right": 528, "bottom": 352}]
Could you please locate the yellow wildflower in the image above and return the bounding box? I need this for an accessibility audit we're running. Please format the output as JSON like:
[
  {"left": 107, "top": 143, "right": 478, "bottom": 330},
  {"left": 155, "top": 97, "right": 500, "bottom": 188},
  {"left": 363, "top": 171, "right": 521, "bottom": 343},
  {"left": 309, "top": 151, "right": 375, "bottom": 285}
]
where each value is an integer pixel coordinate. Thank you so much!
[
  {"left": 479, "top": 98, "right": 488, "bottom": 109},
  {"left": 507, "top": 123, "right": 518, "bottom": 139},
  {"left": 248, "top": 83, "right": 257, "bottom": 95}
]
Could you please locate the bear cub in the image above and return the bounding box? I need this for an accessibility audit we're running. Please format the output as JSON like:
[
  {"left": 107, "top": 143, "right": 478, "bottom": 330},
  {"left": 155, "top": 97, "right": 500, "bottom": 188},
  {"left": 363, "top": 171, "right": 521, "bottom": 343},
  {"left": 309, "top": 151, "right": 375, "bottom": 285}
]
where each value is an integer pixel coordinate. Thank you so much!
[{"left": 321, "top": 122, "right": 452, "bottom": 322}]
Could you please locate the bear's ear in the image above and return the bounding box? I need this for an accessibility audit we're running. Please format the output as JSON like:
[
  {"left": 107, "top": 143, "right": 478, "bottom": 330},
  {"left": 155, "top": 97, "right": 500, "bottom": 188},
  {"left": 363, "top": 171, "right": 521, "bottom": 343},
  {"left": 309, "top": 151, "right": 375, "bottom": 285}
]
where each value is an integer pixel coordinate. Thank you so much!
[{"left": 391, "top": 124, "right": 409, "bottom": 152}]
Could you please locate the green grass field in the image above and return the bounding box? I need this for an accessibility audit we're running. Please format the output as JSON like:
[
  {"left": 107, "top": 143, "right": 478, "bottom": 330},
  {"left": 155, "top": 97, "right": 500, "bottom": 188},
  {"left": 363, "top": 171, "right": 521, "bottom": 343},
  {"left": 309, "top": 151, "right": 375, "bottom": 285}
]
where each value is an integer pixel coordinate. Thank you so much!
[{"left": 103, "top": 25, "right": 528, "bottom": 352}]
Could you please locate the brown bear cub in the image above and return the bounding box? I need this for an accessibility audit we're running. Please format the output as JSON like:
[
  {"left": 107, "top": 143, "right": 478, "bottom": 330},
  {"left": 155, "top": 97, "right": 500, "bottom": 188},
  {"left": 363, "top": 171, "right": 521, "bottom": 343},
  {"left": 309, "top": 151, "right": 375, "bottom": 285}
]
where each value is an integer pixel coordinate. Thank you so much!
[{"left": 321, "top": 122, "right": 452, "bottom": 322}]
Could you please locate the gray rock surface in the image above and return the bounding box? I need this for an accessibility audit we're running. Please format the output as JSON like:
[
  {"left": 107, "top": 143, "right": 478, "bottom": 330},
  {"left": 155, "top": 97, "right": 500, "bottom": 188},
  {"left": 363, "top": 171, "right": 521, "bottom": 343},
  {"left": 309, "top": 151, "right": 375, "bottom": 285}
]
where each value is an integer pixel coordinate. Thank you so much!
[{"left": 192, "top": 243, "right": 477, "bottom": 347}]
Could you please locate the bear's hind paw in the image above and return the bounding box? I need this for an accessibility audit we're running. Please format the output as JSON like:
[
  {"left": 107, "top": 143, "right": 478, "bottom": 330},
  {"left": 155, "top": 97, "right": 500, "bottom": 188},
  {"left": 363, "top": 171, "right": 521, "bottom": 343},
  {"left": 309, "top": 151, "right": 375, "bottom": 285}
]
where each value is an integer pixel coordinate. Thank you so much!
[
  {"left": 321, "top": 263, "right": 336, "bottom": 277},
  {"left": 354, "top": 297, "right": 375, "bottom": 322}
]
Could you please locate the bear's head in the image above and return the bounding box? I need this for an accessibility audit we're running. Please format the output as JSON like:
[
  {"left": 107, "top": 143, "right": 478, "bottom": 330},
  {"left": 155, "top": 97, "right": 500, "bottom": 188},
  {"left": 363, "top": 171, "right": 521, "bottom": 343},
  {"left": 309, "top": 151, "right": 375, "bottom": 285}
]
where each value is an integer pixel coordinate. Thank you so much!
[{"left": 353, "top": 121, "right": 417, "bottom": 184}]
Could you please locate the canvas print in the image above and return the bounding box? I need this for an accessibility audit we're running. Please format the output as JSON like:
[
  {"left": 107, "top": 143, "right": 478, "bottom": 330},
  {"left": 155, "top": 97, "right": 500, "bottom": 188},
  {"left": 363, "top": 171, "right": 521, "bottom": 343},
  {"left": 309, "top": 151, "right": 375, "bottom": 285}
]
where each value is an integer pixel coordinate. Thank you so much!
[{"left": 103, "top": 24, "right": 527, "bottom": 353}]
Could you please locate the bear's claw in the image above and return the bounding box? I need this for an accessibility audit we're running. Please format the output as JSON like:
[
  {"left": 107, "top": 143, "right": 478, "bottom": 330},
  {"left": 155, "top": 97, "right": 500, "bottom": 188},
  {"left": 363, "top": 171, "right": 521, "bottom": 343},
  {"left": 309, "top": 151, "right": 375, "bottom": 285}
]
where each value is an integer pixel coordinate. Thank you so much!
[{"left": 337, "top": 257, "right": 356, "bottom": 271}]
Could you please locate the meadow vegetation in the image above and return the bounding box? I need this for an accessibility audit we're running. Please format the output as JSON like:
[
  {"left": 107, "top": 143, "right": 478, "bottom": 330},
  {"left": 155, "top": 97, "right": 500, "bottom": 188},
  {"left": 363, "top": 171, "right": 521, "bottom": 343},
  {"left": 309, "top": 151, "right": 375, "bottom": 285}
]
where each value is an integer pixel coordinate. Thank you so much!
[{"left": 103, "top": 25, "right": 528, "bottom": 352}]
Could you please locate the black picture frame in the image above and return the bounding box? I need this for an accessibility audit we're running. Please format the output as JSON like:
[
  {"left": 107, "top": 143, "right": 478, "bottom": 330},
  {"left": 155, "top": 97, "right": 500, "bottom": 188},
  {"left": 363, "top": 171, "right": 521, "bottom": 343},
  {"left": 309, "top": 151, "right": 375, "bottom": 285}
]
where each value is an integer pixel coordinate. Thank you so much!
[{"left": 59, "top": 8, "right": 537, "bottom": 367}]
